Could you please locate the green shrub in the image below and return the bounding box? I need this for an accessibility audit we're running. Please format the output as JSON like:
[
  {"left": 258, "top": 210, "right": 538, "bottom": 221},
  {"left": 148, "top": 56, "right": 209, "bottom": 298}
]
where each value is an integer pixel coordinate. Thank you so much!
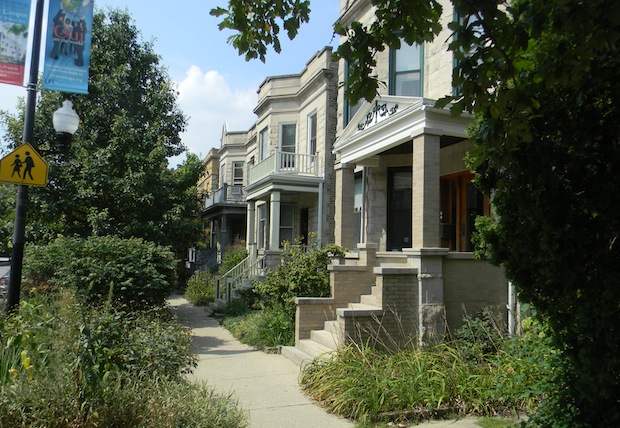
[
  {"left": 184, "top": 269, "right": 216, "bottom": 306},
  {"left": 254, "top": 243, "right": 344, "bottom": 318},
  {"left": 223, "top": 305, "right": 294, "bottom": 348},
  {"left": 0, "top": 292, "right": 245, "bottom": 427},
  {"left": 23, "top": 235, "right": 176, "bottom": 309},
  {"left": 219, "top": 298, "right": 252, "bottom": 317},
  {"left": 453, "top": 306, "right": 506, "bottom": 359},
  {"left": 218, "top": 244, "right": 248, "bottom": 275},
  {"left": 300, "top": 327, "right": 556, "bottom": 425}
]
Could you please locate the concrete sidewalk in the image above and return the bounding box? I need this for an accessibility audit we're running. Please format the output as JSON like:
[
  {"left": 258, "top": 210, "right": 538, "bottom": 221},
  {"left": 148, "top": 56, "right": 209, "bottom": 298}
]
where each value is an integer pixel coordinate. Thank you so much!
[
  {"left": 168, "top": 295, "right": 354, "bottom": 428},
  {"left": 168, "top": 296, "right": 491, "bottom": 428}
]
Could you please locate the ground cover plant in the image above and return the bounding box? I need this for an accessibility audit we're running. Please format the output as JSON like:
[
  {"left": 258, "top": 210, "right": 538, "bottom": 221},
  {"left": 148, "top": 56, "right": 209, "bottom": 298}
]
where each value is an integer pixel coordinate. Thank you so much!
[
  {"left": 0, "top": 239, "right": 247, "bottom": 427},
  {"left": 299, "top": 311, "right": 558, "bottom": 426}
]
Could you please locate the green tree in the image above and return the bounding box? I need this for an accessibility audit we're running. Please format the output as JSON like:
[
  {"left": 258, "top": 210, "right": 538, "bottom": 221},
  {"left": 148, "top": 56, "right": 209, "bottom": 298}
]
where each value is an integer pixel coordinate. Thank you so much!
[
  {"left": 0, "top": 8, "right": 204, "bottom": 281},
  {"left": 212, "top": 0, "right": 620, "bottom": 425}
]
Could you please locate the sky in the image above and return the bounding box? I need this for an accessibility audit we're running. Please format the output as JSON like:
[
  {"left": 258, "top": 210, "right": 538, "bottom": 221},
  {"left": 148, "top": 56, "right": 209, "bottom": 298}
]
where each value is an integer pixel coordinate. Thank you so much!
[{"left": 0, "top": 0, "right": 341, "bottom": 166}]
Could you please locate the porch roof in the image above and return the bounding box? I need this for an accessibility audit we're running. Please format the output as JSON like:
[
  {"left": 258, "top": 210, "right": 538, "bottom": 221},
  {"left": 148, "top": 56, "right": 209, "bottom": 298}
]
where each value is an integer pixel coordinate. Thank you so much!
[{"left": 334, "top": 96, "right": 472, "bottom": 165}]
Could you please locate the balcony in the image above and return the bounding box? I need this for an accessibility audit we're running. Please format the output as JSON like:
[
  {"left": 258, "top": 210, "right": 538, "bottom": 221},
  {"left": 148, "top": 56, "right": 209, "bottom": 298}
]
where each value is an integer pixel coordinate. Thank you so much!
[
  {"left": 204, "top": 184, "right": 245, "bottom": 209},
  {"left": 248, "top": 150, "right": 320, "bottom": 185}
]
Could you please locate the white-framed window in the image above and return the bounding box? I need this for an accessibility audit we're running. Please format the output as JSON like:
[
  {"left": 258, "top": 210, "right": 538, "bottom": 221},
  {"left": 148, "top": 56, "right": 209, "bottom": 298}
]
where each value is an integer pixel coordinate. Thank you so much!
[
  {"left": 307, "top": 112, "right": 317, "bottom": 155},
  {"left": 280, "top": 203, "right": 294, "bottom": 246},
  {"left": 280, "top": 123, "right": 296, "bottom": 153},
  {"left": 257, "top": 204, "right": 266, "bottom": 249},
  {"left": 233, "top": 161, "right": 244, "bottom": 186},
  {"left": 259, "top": 127, "right": 269, "bottom": 161},
  {"left": 389, "top": 40, "right": 423, "bottom": 97},
  {"left": 219, "top": 162, "right": 226, "bottom": 187},
  {"left": 280, "top": 123, "right": 296, "bottom": 168}
]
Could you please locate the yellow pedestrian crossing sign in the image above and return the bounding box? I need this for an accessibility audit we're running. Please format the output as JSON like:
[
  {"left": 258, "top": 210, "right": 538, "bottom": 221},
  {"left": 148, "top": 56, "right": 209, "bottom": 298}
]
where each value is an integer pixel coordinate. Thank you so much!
[{"left": 0, "top": 143, "right": 48, "bottom": 187}]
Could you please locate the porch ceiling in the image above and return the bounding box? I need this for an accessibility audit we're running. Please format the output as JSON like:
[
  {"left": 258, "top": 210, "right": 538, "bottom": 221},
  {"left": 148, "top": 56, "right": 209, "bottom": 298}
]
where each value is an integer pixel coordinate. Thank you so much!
[{"left": 245, "top": 174, "right": 324, "bottom": 201}]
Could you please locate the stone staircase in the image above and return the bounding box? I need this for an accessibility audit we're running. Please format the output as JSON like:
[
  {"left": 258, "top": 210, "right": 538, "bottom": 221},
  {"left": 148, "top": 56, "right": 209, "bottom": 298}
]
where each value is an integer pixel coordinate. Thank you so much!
[{"left": 282, "top": 243, "right": 421, "bottom": 366}]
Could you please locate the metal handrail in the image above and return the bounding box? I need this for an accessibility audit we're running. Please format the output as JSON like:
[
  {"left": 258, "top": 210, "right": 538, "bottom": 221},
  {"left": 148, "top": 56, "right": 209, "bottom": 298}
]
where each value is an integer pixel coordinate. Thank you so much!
[{"left": 216, "top": 253, "right": 266, "bottom": 301}]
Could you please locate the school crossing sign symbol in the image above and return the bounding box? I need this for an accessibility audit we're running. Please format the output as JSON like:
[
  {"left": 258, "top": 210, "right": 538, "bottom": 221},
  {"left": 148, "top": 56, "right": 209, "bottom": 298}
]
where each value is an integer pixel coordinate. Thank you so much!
[{"left": 0, "top": 143, "right": 49, "bottom": 187}]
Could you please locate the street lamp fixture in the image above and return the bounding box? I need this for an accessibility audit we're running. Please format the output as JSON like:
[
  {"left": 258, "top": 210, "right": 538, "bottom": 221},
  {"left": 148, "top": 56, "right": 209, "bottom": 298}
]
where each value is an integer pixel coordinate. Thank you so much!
[{"left": 53, "top": 100, "right": 80, "bottom": 154}]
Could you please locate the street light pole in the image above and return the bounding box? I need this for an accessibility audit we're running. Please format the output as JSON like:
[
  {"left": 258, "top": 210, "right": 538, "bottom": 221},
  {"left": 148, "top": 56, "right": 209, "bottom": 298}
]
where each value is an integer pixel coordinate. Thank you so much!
[{"left": 6, "top": 0, "right": 46, "bottom": 313}]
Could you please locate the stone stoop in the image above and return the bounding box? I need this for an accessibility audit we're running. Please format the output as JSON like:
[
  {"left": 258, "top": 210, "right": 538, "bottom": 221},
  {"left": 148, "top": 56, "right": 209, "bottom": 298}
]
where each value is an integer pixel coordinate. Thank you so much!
[
  {"left": 281, "top": 320, "right": 343, "bottom": 366},
  {"left": 282, "top": 299, "right": 385, "bottom": 367}
]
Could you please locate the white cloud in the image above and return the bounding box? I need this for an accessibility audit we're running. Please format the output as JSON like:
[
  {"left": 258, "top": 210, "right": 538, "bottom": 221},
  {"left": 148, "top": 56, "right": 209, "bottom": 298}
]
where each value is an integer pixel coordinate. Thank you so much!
[{"left": 174, "top": 65, "right": 257, "bottom": 162}]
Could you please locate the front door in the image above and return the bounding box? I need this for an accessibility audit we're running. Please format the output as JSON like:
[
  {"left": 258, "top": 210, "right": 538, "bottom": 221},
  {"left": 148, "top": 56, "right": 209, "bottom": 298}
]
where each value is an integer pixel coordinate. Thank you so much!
[{"left": 387, "top": 167, "right": 412, "bottom": 250}]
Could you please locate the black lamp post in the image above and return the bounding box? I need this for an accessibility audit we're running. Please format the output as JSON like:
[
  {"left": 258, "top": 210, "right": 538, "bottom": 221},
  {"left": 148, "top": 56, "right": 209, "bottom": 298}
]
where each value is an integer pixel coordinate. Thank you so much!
[{"left": 5, "top": 100, "right": 79, "bottom": 313}]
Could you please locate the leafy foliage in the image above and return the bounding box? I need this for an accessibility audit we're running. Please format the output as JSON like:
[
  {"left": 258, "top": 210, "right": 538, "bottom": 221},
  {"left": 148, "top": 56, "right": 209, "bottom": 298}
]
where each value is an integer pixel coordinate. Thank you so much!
[
  {"left": 211, "top": 0, "right": 311, "bottom": 61},
  {"left": 0, "top": 8, "right": 204, "bottom": 279},
  {"left": 223, "top": 305, "right": 294, "bottom": 348},
  {"left": 0, "top": 292, "right": 245, "bottom": 427},
  {"left": 23, "top": 235, "right": 176, "bottom": 309},
  {"left": 254, "top": 243, "right": 344, "bottom": 318},
  {"left": 300, "top": 322, "right": 557, "bottom": 425},
  {"left": 184, "top": 269, "right": 216, "bottom": 306}
]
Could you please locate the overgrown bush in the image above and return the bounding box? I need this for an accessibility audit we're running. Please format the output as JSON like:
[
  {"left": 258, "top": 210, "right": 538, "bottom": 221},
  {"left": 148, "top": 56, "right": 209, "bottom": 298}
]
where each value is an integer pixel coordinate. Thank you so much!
[
  {"left": 223, "top": 305, "right": 294, "bottom": 348},
  {"left": 218, "top": 244, "right": 248, "bottom": 275},
  {"left": 254, "top": 243, "right": 344, "bottom": 318},
  {"left": 24, "top": 235, "right": 176, "bottom": 309},
  {"left": 0, "top": 292, "right": 246, "bottom": 427},
  {"left": 300, "top": 324, "right": 557, "bottom": 425},
  {"left": 184, "top": 269, "right": 216, "bottom": 306}
]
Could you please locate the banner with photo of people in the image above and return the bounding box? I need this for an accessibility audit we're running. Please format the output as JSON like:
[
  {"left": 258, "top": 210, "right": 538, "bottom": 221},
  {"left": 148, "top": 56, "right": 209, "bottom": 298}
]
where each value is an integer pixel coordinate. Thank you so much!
[
  {"left": 0, "top": 0, "right": 31, "bottom": 86},
  {"left": 43, "top": 0, "right": 93, "bottom": 94}
]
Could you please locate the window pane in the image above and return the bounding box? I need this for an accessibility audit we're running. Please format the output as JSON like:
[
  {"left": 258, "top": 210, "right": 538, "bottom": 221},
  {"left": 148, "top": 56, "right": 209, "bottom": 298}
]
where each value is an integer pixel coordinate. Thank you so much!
[
  {"left": 281, "top": 124, "right": 296, "bottom": 152},
  {"left": 396, "top": 42, "right": 421, "bottom": 71},
  {"left": 280, "top": 204, "right": 294, "bottom": 227},
  {"left": 308, "top": 113, "right": 317, "bottom": 155},
  {"left": 395, "top": 71, "right": 421, "bottom": 97}
]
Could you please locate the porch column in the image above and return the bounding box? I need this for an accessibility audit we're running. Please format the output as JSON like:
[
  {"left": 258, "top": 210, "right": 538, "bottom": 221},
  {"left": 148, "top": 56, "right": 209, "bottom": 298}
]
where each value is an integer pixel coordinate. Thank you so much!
[
  {"left": 247, "top": 200, "right": 256, "bottom": 256},
  {"left": 269, "top": 191, "right": 281, "bottom": 250},
  {"left": 221, "top": 214, "right": 229, "bottom": 251},
  {"left": 412, "top": 133, "right": 441, "bottom": 248},
  {"left": 335, "top": 161, "right": 355, "bottom": 249},
  {"left": 317, "top": 181, "right": 323, "bottom": 247}
]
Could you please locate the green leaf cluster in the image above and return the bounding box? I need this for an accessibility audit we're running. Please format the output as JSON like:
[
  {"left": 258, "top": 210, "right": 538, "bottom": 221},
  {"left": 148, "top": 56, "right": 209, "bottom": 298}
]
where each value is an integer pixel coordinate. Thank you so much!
[
  {"left": 254, "top": 243, "right": 344, "bottom": 318},
  {"left": 211, "top": 0, "right": 311, "bottom": 61},
  {"left": 23, "top": 235, "right": 176, "bottom": 309}
]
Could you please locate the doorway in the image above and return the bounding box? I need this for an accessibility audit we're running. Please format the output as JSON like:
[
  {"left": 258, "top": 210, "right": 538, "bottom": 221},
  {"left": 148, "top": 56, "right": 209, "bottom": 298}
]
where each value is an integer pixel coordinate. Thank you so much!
[{"left": 387, "top": 167, "right": 412, "bottom": 250}]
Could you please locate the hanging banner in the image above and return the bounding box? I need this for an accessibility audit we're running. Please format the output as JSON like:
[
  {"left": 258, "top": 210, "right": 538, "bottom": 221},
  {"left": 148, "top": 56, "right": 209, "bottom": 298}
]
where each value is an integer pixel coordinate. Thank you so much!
[
  {"left": 42, "top": 0, "right": 93, "bottom": 94},
  {"left": 0, "top": 0, "right": 31, "bottom": 86}
]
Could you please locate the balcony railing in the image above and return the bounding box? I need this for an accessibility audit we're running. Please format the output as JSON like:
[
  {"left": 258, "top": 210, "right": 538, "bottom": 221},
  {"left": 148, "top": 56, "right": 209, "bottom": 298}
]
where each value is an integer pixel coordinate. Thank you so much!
[
  {"left": 248, "top": 150, "right": 319, "bottom": 184},
  {"left": 204, "top": 184, "right": 245, "bottom": 209}
]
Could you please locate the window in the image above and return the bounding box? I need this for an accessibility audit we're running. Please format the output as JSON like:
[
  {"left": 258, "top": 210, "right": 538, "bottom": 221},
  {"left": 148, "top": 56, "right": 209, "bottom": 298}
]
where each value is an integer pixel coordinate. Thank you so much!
[
  {"left": 307, "top": 112, "right": 317, "bottom": 155},
  {"left": 280, "top": 203, "right": 294, "bottom": 246},
  {"left": 280, "top": 123, "right": 296, "bottom": 153},
  {"left": 354, "top": 171, "right": 364, "bottom": 246},
  {"left": 257, "top": 204, "right": 266, "bottom": 249},
  {"left": 344, "top": 61, "right": 362, "bottom": 126},
  {"left": 280, "top": 123, "right": 296, "bottom": 168},
  {"left": 259, "top": 127, "right": 269, "bottom": 161},
  {"left": 389, "top": 40, "right": 423, "bottom": 97},
  {"left": 219, "top": 163, "right": 226, "bottom": 187},
  {"left": 233, "top": 161, "right": 244, "bottom": 186}
]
